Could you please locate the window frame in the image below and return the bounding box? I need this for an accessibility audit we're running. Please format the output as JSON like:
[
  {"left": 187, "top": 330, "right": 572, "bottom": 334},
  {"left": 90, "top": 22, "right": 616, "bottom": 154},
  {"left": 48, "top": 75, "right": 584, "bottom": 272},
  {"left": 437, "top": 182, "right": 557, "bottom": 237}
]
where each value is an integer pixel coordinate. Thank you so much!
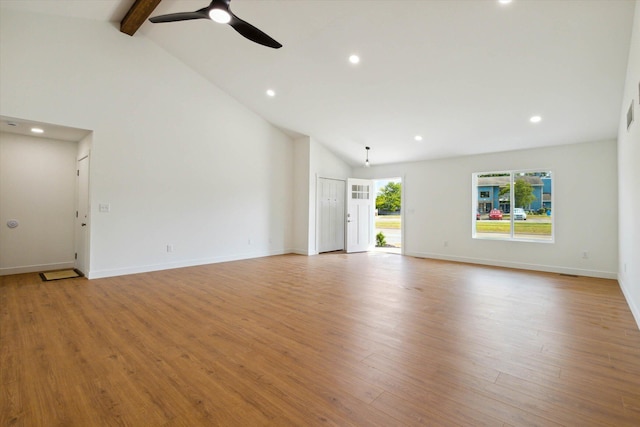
[{"left": 472, "top": 169, "right": 554, "bottom": 243}]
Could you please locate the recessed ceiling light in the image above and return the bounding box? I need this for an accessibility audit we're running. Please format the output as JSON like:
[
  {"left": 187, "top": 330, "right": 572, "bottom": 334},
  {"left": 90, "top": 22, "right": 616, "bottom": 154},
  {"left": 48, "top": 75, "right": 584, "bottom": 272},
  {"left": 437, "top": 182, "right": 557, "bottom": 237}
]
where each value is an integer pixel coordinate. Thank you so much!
[
  {"left": 266, "top": 89, "right": 276, "bottom": 97},
  {"left": 349, "top": 54, "right": 360, "bottom": 65},
  {"left": 414, "top": 135, "right": 423, "bottom": 141},
  {"left": 530, "top": 115, "right": 542, "bottom": 123},
  {"left": 498, "top": 0, "right": 512, "bottom": 5},
  {"left": 31, "top": 127, "right": 44, "bottom": 133}
]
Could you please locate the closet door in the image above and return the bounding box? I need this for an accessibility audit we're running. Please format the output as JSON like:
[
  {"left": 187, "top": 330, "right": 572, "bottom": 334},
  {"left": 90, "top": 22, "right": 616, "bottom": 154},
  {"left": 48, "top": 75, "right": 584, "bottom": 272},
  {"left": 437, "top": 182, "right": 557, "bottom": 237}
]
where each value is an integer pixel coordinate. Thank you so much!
[{"left": 317, "top": 178, "right": 345, "bottom": 253}]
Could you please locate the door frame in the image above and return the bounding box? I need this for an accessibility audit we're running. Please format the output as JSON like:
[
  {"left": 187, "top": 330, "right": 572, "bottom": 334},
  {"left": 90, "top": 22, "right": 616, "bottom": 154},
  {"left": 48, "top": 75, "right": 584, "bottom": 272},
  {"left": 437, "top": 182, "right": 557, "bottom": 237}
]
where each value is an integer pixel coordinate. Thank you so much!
[
  {"left": 75, "top": 153, "right": 90, "bottom": 275},
  {"left": 373, "top": 176, "right": 404, "bottom": 254}
]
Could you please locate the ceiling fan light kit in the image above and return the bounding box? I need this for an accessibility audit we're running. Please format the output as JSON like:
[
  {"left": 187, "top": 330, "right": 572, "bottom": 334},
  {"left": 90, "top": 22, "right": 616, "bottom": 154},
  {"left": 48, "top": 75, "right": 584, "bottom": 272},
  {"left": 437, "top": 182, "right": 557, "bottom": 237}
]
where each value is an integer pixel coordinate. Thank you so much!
[
  {"left": 209, "top": 8, "right": 231, "bottom": 24},
  {"left": 149, "top": 0, "right": 282, "bottom": 49}
]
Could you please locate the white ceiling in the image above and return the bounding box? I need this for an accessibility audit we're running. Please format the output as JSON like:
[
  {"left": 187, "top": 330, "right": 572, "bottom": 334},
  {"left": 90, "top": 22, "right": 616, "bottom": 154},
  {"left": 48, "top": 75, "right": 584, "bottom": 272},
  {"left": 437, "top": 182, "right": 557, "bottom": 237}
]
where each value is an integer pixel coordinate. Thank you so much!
[
  {"left": 0, "top": 115, "right": 91, "bottom": 142},
  {"left": 1, "top": 0, "right": 635, "bottom": 166}
]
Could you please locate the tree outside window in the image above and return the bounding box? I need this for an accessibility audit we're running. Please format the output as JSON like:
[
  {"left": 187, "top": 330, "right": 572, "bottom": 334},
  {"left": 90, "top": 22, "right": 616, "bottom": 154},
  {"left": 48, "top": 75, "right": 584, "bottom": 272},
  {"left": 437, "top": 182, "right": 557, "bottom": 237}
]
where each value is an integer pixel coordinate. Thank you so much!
[{"left": 473, "top": 171, "right": 553, "bottom": 242}]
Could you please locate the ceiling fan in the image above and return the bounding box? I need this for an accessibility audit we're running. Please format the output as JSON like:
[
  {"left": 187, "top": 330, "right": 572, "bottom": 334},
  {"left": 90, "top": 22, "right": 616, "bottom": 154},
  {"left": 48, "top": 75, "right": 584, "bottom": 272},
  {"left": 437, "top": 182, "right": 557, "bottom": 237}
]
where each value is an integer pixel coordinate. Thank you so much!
[{"left": 149, "top": 0, "right": 282, "bottom": 49}]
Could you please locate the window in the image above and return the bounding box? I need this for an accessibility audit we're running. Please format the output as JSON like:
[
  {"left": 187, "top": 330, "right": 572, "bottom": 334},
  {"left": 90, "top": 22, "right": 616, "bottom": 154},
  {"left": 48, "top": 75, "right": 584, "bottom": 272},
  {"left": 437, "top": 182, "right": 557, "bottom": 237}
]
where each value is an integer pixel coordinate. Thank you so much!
[
  {"left": 473, "top": 170, "right": 553, "bottom": 242},
  {"left": 351, "top": 184, "right": 370, "bottom": 200}
]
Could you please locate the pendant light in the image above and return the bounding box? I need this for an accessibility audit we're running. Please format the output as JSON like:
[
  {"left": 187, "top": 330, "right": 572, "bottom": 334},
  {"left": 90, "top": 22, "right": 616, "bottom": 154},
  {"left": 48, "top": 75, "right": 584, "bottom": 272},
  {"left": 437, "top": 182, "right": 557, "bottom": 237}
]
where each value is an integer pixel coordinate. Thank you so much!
[{"left": 365, "top": 146, "right": 371, "bottom": 167}]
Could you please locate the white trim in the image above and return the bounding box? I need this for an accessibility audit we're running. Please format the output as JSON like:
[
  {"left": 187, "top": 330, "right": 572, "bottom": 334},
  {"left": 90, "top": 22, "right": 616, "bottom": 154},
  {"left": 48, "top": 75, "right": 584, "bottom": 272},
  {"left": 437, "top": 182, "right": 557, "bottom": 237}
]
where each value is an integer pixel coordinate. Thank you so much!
[
  {"left": 291, "top": 248, "right": 317, "bottom": 256},
  {"left": 1, "top": 261, "right": 75, "bottom": 276},
  {"left": 314, "top": 173, "right": 318, "bottom": 254},
  {"left": 88, "top": 249, "right": 294, "bottom": 279},
  {"left": 405, "top": 251, "right": 617, "bottom": 280},
  {"left": 316, "top": 176, "right": 347, "bottom": 254},
  {"left": 75, "top": 152, "right": 90, "bottom": 277},
  {"left": 619, "top": 276, "right": 640, "bottom": 330},
  {"left": 401, "top": 174, "right": 406, "bottom": 255},
  {"left": 472, "top": 235, "right": 555, "bottom": 244}
]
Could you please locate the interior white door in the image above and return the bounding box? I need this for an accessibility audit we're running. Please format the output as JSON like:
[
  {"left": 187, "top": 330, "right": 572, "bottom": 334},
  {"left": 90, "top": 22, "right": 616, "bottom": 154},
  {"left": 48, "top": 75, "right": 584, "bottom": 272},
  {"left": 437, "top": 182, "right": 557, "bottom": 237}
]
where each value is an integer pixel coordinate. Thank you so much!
[
  {"left": 75, "top": 155, "right": 89, "bottom": 275},
  {"left": 346, "top": 178, "right": 374, "bottom": 253},
  {"left": 318, "top": 178, "right": 345, "bottom": 253}
]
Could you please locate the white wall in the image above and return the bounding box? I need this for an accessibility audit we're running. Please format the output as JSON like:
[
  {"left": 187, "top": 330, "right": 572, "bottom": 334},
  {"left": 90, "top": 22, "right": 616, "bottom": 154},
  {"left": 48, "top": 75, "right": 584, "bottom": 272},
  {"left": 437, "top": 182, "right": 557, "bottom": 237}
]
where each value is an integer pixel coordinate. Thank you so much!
[
  {"left": 0, "top": 133, "right": 77, "bottom": 274},
  {"left": 355, "top": 140, "right": 618, "bottom": 279},
  {"left": 0, "top": 9, "right": 294, "bottom": 278},
  {"left": 310, "top": 138, "right": 353, "bottom": 182},
  {"left": 292, "top": 136, "right": 352, "bottom": 255},
  {"left": 618, "top": 1, "right": 640, "bottom": 327},
  {"left": 78, "top": 133, "right": 92, "bottom": 160},
  {"left": 292, "top": 137, "right": 311, "bottom": 254},
  {"left": 0, "top": 5, "right": 633, "bottom": 293},
  {"left": 308, "top": 138, "right": 352, "bottom": 255}
]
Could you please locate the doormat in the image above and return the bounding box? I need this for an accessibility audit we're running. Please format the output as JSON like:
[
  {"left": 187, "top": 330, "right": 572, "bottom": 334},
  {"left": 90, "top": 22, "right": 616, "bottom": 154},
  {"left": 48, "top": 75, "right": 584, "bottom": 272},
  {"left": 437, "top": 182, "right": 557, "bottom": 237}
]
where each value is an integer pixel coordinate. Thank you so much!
[{"left": 39, "top": 269, "right": 84, "bottom": 282}]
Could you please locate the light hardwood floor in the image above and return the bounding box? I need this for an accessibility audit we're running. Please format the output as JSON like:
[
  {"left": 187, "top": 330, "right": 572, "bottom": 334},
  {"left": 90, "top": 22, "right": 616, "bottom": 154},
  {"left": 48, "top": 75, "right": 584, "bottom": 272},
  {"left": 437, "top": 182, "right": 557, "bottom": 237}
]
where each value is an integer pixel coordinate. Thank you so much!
[{"left": 2, "top": 253, "right": 640, "bottom": 426}]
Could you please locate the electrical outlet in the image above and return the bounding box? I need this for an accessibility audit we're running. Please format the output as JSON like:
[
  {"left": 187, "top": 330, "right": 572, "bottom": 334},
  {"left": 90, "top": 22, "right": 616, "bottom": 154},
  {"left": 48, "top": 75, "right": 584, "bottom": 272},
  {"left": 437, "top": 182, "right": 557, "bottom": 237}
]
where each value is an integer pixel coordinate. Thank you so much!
[
  {"left": 167, "top": 244, "right": 173, "bottom": 253},
  {"left": 581, "top": 250, "right": 588, "bottom": 259}
]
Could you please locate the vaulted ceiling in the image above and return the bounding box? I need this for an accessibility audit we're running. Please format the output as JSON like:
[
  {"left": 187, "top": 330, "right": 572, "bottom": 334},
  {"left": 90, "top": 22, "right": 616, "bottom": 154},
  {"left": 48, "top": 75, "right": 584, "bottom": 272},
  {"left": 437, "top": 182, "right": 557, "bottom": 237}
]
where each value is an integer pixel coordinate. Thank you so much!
[{"left": 1, "top": 0, "right": 635, "bottom": 166}]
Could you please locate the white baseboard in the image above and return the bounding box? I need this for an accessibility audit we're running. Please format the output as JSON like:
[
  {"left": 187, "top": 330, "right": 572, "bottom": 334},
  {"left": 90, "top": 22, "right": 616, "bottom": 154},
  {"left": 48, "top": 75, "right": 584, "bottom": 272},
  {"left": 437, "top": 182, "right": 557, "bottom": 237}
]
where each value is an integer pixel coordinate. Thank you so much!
[
  {"left": 404, "top": 251, "right": 618, "bottom": 280},
  {"left": 290, "top": 248, "right": 311, "bottom": 255},
  {"left": 619, "top": 276, "right": 640, "bottom": 331},
  {"left": 0, "top": 261, "right": 75, "bottom": 276},
  {"left": 88, "top": 249, "right": 293, "bottom": 279},
  {"left": 290, "top": 248, "right": 319, "bottom": 256}
]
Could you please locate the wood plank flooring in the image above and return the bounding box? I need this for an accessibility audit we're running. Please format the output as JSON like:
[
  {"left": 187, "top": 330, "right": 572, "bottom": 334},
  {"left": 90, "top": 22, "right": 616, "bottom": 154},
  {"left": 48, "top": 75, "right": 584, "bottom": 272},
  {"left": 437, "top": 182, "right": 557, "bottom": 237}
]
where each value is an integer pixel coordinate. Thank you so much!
[{"left": 2, "top": 253, "right": 640, "bottom": 426}]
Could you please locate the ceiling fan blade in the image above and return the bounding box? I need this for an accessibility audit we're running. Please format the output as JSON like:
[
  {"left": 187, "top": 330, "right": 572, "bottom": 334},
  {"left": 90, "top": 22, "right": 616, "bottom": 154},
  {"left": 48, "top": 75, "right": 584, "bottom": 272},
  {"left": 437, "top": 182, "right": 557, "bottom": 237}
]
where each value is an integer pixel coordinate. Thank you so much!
[
  {"left": 229, "top": 15, "right": 282, "bottom": 49},
  {"left": 149, "top": 10, "right": 209, "bottom": 24},
  {"left": 149, "top": 1, "right": 283, "bottom": 49}
]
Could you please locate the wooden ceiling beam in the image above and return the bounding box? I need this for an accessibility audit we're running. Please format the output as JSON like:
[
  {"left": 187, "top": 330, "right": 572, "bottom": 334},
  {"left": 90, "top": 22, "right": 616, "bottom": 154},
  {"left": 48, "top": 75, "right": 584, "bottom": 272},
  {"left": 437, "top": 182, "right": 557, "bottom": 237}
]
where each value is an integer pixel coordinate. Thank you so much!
[{"left": 120, "top": 0, "right": 163, "bottom": 36}]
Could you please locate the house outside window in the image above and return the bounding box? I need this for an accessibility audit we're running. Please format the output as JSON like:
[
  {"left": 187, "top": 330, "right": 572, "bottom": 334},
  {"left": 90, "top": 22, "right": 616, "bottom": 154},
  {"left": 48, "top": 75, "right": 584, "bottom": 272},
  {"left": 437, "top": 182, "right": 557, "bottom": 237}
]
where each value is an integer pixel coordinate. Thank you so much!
[{"left": 473, "top": 171, "right": 553, "bottom": 242}]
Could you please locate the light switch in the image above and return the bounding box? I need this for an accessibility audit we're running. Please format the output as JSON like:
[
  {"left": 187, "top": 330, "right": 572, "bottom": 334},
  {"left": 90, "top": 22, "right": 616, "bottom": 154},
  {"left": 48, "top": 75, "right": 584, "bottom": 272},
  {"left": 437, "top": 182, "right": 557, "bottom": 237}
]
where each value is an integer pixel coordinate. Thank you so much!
[{"left": 99, "top": 203, "right": 110, "bottom": 213}]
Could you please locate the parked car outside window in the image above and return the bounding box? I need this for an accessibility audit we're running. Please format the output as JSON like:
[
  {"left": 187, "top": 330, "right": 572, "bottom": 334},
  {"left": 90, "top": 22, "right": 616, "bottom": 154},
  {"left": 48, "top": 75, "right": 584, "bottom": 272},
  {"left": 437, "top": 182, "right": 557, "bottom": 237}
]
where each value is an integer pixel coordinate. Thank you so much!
[
  {"left": 513, "top": 208, "right": 527, "bottom": 220},
  {"left": 489, "top": 209, "right": 503, "bottom": 220}
]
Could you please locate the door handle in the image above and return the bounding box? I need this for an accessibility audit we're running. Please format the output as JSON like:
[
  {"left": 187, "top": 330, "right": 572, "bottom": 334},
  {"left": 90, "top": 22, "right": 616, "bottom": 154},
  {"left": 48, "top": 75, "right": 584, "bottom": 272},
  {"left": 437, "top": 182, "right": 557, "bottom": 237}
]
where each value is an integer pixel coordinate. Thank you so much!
[{"left": 81, "top": 223, "right": 87, "bottom": 227}]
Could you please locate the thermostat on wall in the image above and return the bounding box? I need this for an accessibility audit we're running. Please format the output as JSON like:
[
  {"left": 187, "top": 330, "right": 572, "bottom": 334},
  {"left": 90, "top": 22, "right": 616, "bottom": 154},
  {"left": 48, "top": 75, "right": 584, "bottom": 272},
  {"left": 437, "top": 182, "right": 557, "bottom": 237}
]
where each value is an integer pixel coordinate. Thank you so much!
[{"left": 7, "top": 219, "right": 19, "bottom": 229}]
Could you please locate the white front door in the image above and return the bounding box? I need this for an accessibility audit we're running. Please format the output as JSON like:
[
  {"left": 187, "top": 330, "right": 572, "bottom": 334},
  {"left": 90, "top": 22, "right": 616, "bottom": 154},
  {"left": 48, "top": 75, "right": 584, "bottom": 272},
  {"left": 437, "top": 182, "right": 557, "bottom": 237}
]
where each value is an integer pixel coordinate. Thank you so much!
[
  {"left": 318, "top": 178, "right": 346, "bottom": 253},
  {"left": 75, "top": 155, "right": 89, "bottom": 275},
  {"left": 346, "top": 178, "right": 374, "bottom": 253}
]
